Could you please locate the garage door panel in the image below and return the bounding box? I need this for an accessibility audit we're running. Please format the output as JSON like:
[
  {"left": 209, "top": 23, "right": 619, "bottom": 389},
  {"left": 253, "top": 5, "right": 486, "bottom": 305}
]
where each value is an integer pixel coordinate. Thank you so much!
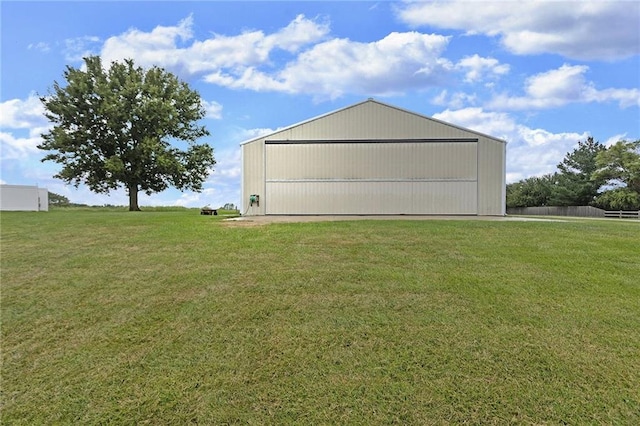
[
  {"left": 266, "top": 181, "right": 477, "bottom": 215},
  {"left": 412, "top": 181, "right": 477, "bottom": 215},
  {"left": 266, "top": 142, "right": 477, "bottom": 181}
]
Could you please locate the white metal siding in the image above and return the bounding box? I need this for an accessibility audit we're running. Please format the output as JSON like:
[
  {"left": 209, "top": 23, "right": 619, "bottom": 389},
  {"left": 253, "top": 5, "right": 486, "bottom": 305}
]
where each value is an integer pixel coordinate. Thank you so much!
[
  {"left": 38, "top": 188, "right": 49, "bottom": 211},
  {"left": 265, "top": 141, "right": 478, "bottom": 215},
  {"left": 267, "top": 101, "right": 484, "bottom": 141},
  {"left": 266, "top": 181, "right": 477, "bottom": 215},
  {"left": 266, "top": 142, "right": 477, "bottom": 181},
  {"left": 477, "top": 137, "right": 506, "bottom": 215},
  {"left": 0, "top": 185, "right": 47, "bottom": 211},
  {"left": 241, "top": 141, "right": 266, "bottom": 215}
]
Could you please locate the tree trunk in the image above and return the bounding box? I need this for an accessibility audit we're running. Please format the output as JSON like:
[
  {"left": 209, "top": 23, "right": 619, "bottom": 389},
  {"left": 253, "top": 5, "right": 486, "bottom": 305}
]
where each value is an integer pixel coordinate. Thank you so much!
[{"left": 128, "top": 184, "right": 141, "bottom": 211}]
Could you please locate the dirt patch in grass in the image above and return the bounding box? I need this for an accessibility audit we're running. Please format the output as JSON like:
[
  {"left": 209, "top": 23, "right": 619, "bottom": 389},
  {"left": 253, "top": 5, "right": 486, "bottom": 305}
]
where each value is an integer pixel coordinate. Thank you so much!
[{"left": 220, "top": 217, "right": 269, "bottom": 227}]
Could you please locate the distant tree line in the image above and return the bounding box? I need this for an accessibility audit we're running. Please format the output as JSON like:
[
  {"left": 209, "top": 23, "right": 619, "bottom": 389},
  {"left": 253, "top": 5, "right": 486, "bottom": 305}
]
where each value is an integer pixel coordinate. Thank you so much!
[
  {"left": 507, "top": 138, "right": 640, "bottom": 210},
  {"left": 222, "top": 203, "right": 237, "bottom": 211},
  {"left": 48, "top": 192, "right": 88, "bottom": 207},
  {"left": 49, "top": 193, "right": 240, "bottom": 211}
]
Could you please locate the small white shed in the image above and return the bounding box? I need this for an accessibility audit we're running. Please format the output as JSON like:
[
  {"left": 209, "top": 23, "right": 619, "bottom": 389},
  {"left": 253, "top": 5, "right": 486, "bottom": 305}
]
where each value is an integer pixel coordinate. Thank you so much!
[{"left": 0, "top": 185, "right": 49, "bottom": 211}]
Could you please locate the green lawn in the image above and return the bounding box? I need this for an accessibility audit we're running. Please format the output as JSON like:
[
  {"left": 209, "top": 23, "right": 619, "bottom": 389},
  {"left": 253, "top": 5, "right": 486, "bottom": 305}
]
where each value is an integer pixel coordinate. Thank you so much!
[{"left": 2, "top": 210, "right": 639, "bottom": 424}]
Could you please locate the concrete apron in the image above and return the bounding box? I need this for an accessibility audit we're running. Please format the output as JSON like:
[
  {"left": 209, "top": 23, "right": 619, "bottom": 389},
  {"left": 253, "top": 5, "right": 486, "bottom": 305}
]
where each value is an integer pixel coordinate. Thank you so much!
[{"left": 223, "top": 215, "right": 566, "bottom": 224}]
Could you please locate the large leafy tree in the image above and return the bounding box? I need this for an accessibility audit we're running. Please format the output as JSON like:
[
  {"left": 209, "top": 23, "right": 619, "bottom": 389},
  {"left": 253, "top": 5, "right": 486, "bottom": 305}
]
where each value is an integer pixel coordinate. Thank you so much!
[
  {"left": 550, "top": 137, "right": 606, "bottom": 206},
  {"left": 506, "top": 174, "right": 556, "bottom": 208},
  {"left": 592, "top": 140, "right": 640, "bottom": 210},
  {"left": 38, "top": 56, "right": 215, "bottom": 211}
]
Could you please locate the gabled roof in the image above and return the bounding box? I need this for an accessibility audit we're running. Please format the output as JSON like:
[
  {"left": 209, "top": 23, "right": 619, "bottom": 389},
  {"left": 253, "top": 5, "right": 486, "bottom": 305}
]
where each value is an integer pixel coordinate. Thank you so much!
[{"left": 240, "top": 98, "right": 507, "bottom": 146}]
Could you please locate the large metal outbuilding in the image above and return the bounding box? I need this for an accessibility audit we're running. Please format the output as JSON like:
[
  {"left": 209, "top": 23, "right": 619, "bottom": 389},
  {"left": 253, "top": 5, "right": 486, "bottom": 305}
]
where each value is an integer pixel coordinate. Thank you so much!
[{"left": 241, "top": 99, "right": 506, "bottom": 216}]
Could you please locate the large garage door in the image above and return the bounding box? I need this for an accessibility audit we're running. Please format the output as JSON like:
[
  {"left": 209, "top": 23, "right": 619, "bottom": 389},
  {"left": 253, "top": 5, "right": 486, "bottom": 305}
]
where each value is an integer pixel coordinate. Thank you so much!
[{"left": 265, "top": 139, "right": 478, "bottom": 215}]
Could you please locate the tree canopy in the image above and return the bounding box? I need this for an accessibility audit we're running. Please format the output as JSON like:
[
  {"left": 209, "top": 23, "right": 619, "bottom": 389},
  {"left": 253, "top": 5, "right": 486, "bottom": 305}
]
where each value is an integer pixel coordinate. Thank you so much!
[
  {"left": 506, "top": 174, "right": 555, "bottom": 208},
  {"left": 48, "top": 192, "right": 71, "bottom": 207},
  {"left": 507, "top": 138, "right": 640, "bottom": 210},
  {"left": 592, "top": 140, "right": 640, "bottom": 210},
  {"left": 38, "top": 56, "right": 215, "bottom": 211},
  {"left": 550, "top": 137, "right": 605, "bottom": 206}
]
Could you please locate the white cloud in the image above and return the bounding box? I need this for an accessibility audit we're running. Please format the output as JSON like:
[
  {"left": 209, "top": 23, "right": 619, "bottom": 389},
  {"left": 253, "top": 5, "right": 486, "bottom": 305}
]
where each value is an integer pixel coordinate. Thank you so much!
[
  {"left": 202, "top": 100, "right": 223, "bottom": 119},
  {"left": 0, "top": 94, "right": 48, "bottom": 129},
  {"left": 206, "top": 32, "right": 453, "bottom": 99},
  {"left": 397, "top": 0, "right": 640, "bottom": 61},
  {"left": 28, "top": 42, "right": 50, "bottom": 53},
  {"left": 210, "top": 147, "right": 241, "bottom": 180},
  {"left": 0, "top": 132, "right": 42, "bottom": 160},
  {"left": 264, "top": 14, "right": 331, "bottom": 53},
  {"left": 100, "top": 14, "right": 329, "bottom": 76},
  {"left": 277, "top": 32, "right": 452, "bottom": 99},
  {"left": 432, "top": 90, "right": 478, "bottom": 109},
  {"left": 64, "top": 36, "right": 102, "bottom": 62},
  {"left": 0, "top": 95, "right": 50, "bottom": 161},
  {"left": 430, "top": 55, "right": 508, "bottom": 108},
  {"left": 456, "top": 54, "right": 510, "bottom": 83},
  {"left": 587, "top": 87, "right": 640, "bottom": 109},
  {"left": 432, "top": 107, "right": 589, "bottom": 182},
  {"left": 506, "top": 127, "right": 590, "bottom": 182},
  {"left": 433, "top": 107, "right": 516, "bottom": 140},
  {"left": 489, "top": 64, "right": 640, "bottom": 110},
  {"left": 604, "top": 133, "right": 628, "bottom": 147},
  {"left": 204, "top": 67, "right": 285, "bottom": 92},
  {"left": 97, "top": 16, "right": 453, "bottom": 100},
  {"left": 185, "top": 32, "right": 276, "bottom": 74},
  {"left": 101, "top": 16, "right": 193, "bottom": 69},
  {"left": 235, "top": 127, "right": 279, "bottom": 144}
]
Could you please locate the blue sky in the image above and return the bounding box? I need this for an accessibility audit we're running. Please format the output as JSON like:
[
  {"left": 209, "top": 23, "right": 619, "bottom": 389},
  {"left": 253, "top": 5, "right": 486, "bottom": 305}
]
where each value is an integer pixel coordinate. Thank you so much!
[{"left": 2, "top": 0, "right": 639, "bottom": 208}]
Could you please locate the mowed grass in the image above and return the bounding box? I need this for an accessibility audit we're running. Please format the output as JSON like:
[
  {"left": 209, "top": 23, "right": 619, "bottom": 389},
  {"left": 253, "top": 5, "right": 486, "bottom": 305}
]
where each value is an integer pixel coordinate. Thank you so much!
[{"left": 1, "top": 210, "right": 639, "bottom": 424}]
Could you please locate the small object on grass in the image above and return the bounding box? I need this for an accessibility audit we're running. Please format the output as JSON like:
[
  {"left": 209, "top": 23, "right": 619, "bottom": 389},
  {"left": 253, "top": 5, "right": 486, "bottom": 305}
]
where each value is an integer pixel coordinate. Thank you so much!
[{"left": 200, "top": 206, "right": 217, "bottom": 215}]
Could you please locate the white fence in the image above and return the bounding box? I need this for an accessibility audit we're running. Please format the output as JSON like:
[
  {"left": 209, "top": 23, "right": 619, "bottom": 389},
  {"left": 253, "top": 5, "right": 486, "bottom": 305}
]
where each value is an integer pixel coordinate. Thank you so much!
[
  {"left": 604, "top": 210, "right": 640, "bottom": 219},
  {"left": 507, "top": 206, "right": 639, "bottom": 219}
]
